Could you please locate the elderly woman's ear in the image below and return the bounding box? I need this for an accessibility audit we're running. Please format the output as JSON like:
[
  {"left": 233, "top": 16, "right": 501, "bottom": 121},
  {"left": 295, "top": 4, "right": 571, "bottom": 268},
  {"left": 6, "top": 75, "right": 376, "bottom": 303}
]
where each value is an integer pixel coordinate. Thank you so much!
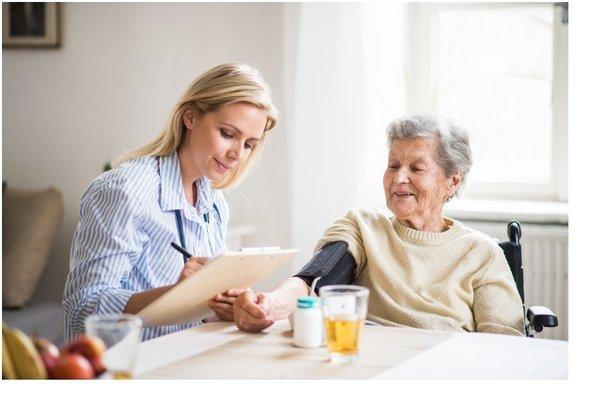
[{"left": 446, "top": 172, "right": 463, "bottom": 200}]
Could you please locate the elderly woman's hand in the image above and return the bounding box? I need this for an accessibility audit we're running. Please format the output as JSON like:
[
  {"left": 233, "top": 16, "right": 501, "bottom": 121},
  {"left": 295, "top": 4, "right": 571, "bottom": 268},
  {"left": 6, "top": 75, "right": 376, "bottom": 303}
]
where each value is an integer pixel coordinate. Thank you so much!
[
  {"left": 233, "top": 289, "right": 275, "bottom": 332},
  {"left": 207, "top": 288, "right": 247, "bottom": 322}
]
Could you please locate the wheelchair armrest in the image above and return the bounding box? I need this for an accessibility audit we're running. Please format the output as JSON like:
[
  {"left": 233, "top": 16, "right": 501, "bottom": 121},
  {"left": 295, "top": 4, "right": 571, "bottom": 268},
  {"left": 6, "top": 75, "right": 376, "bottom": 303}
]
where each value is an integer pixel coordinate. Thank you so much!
[{"left": 527, "top": 306, "right": 558, "bottom": 333}]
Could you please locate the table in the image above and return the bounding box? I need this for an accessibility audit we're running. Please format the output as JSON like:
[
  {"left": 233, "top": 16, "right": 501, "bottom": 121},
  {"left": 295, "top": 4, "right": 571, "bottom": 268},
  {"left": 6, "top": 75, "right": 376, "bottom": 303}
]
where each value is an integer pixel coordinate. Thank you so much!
[{"left": 134, "top": 320, "right": 567, "bottom": 379}]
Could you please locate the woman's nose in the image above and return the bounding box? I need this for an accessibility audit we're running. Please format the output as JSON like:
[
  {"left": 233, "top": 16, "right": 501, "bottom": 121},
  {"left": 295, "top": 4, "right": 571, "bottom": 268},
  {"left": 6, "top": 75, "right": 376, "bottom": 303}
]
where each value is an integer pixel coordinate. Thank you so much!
[
  {"left": 394, "top": 169, "right": 409, "bottom": 184},
  {"left": 227, "top": 143, "right": 242, "bottom": 161}
]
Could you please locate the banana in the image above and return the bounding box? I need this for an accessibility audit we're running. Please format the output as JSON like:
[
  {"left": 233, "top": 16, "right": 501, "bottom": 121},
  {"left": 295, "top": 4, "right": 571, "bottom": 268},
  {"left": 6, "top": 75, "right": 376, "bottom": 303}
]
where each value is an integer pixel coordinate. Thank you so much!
[
  {"left": 3, "top": 324, "right": 47, "bottom": 379},
  {"left": 3, "top": 334, "right": 18, "bottom": 379}
]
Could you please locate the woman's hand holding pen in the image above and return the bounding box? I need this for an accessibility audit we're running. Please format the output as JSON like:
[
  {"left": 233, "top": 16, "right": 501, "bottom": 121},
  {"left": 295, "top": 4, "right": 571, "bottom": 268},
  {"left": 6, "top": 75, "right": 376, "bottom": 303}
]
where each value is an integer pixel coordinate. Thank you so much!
[
  {"left": 122, "top": 255, "right": 208, "bottom": 315},
  {"left": 176, "top": 256, "right": 209, "bottom": 283},
  {"left": 233, "top": 289, "right": 275, "bottom": 332}
]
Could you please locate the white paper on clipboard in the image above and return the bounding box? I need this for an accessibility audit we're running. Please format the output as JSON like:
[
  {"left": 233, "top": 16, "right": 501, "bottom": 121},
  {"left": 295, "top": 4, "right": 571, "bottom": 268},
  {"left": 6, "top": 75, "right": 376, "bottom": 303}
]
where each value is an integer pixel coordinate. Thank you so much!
[{"left": 138, "top": 249, "right": 298, "bottom": 326}]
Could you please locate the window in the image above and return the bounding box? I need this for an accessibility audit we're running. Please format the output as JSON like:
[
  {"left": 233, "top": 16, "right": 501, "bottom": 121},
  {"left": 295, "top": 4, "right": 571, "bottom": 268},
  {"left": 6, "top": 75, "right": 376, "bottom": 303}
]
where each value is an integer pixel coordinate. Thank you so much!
[{"left": 406, "top": 3, "right": 567, "bottom": 201}]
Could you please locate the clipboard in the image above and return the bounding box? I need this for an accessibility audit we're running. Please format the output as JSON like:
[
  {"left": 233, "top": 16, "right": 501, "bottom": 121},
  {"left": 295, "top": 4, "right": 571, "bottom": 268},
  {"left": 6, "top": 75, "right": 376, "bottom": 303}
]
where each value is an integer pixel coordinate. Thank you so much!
[{"left": 138, "top": 249, "right": 299, "bottom": 326}]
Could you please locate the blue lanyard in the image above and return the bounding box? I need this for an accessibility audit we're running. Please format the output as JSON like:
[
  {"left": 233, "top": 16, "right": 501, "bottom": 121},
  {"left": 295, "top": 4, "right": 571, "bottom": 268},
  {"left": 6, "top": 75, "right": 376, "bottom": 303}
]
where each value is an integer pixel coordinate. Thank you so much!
[
  {"left": 174, "top": 210, "right": 188, "bottom": 263},
  {"left": 174, "top": 204, "right": 221, "bottom": 263}
]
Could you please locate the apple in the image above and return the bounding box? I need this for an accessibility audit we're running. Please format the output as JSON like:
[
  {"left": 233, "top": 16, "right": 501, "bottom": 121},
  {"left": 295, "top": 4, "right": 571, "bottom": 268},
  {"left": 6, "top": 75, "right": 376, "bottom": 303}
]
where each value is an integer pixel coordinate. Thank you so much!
[
  {"left": 32, "top": 336, "right": 60, "bottom": 376},
  {"left": 50, "top": 354, "right": 95, "bottom": 379},
  {"left": 32, "top": 336, "right": 60, "bottom": 358},
  {"left": 61, "top": 334, "right": 107, "bottom": 375},
  {"left": 62, "top": 334, "right": 106, "bottom": 360},
  {"left": 87, "top": 356, "right": 106, "bottom": 376},
  {"left": 41, "top": 353, "right": 60, "bottom": 378}
]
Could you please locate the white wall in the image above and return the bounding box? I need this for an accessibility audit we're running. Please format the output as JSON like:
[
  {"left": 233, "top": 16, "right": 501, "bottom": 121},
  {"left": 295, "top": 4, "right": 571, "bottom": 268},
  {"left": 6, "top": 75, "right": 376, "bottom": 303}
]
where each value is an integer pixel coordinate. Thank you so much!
[{"left": 2, "top": 3, "right": 291, "bottom": 301}]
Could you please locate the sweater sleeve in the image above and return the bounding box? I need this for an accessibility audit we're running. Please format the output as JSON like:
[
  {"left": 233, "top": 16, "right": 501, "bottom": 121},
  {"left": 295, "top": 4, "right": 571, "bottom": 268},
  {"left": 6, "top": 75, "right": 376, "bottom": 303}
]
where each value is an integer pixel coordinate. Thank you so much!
[
  {"left": 472, "top": 247, "right": 525, "bottom": 336},
  {"left": 313, "top": 208, "right": 367, "bottom": 277}
]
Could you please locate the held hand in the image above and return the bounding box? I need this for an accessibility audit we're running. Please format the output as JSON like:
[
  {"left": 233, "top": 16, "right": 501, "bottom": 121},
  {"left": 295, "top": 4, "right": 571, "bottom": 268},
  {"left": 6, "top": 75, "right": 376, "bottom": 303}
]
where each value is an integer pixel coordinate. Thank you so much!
[
  {"left": 233, "top": 289, "right": 275, "bottom": 332},
  {"left": 177, "top": 257, "right": 209, "bottom": 283},
  {"left": 208, "top": 288, "right": 247, "bottom": 322}
]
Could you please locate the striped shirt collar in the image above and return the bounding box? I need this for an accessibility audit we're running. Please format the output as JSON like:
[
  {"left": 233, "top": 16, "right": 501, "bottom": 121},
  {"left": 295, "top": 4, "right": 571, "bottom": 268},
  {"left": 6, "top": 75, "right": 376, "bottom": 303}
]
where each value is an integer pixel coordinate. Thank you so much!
[{"left": 158, "top": 151, "right": 216, "bottom": 215}]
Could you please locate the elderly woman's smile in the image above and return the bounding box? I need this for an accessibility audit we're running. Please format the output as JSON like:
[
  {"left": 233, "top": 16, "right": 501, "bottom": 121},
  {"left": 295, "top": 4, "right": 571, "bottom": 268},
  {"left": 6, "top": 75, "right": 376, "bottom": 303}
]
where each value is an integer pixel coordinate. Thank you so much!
[{"left": 383, "top": 137, "right": 461, "bottom": 232}]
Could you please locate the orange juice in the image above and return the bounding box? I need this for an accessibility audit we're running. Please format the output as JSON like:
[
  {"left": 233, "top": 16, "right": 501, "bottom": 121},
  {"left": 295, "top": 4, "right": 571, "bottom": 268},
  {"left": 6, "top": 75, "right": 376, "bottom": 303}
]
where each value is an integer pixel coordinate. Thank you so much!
[
  {"left": 112, "top": 370, "right": 133, "bottom": 379},
  {"left": 324, "top": 316, "right": 362, "bottom": 356}
]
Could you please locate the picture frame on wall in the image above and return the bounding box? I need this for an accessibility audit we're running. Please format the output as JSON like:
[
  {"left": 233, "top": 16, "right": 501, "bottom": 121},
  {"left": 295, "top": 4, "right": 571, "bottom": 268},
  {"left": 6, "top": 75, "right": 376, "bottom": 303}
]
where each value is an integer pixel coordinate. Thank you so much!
[{"left": 2, "top": 2, "right": 61, "bottom": 48}]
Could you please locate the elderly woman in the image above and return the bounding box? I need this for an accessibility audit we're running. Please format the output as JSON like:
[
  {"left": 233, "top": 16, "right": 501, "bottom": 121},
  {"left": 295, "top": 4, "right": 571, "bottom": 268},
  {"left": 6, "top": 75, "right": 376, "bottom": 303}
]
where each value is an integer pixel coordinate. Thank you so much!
[{"left": 229, "top": 115, "right": 524, "bottom": 336}]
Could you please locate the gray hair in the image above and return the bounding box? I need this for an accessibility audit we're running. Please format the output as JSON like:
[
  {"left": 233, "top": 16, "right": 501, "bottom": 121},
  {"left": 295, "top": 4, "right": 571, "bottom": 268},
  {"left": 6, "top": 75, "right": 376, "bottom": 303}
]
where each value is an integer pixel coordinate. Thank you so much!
[{"left": 386, "top": 115, "right": 473, "bottom": 197}]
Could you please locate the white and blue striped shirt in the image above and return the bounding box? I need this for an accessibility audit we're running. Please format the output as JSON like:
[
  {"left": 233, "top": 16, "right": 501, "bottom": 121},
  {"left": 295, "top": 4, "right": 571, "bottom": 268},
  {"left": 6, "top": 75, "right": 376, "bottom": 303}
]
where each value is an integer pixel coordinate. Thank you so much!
[{"left": 63, "top": 152, "right": 228, "bottom": 342}]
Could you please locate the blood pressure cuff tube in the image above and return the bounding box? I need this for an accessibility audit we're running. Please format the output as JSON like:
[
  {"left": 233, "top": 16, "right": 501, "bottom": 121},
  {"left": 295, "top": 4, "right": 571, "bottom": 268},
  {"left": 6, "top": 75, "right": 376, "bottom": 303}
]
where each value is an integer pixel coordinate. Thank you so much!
[{"left": 293, "top": 241, "right": 356, "bottom": 295}]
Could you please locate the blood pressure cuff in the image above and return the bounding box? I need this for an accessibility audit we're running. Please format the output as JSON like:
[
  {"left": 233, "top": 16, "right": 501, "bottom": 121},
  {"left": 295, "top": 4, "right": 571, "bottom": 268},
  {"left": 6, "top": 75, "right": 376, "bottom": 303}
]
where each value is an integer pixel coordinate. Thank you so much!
[{"left": 293, "top": 241, "right": 356, "bottom": 295}]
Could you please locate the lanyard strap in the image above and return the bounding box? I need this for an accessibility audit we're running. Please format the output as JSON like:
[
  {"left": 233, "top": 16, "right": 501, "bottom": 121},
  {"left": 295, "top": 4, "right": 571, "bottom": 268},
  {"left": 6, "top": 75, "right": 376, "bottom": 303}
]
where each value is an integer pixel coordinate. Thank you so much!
[
  {"left": 175, "top": 203, "right": 220, "bottom": 263},
  {"left": 204, "top": 203, "right": 221, "bottom": 224},
  {"left": 174, "top": 210, "right": 188, "bottom": 263}
]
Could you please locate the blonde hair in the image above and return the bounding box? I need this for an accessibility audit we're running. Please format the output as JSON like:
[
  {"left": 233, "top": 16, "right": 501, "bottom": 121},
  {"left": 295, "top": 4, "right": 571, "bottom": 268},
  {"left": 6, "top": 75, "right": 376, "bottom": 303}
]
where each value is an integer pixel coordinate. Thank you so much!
[{"left": 112, "top": 63, "right": 278, "bottom": 189}]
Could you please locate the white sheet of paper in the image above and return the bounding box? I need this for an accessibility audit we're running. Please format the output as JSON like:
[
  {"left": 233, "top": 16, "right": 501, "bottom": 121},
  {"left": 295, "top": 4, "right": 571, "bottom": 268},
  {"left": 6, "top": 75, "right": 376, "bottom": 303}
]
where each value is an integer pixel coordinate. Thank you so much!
[
  {"left": 138, "top": 249, "right": 298, "bottom": 326},
  {"left": 374, "top": 331, "right": 567, "bottom": 379}
]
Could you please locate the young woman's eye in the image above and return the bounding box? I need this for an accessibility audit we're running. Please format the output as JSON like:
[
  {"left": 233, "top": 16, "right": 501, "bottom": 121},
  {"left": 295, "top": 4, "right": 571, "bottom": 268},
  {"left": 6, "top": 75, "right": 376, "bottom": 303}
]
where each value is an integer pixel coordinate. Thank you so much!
[
  {"left": 220, "top": 129, "right": 232, "bottom": 139},
  {"left": 244, "top": 142, "right": 253, "bottom": 150}
]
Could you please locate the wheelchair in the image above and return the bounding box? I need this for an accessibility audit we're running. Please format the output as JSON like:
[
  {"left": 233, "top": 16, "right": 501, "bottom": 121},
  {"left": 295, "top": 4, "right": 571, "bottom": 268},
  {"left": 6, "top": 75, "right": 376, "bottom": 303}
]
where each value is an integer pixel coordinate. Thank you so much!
[{"left": 498, "top": 220, "right": 558, "bottom": 337}]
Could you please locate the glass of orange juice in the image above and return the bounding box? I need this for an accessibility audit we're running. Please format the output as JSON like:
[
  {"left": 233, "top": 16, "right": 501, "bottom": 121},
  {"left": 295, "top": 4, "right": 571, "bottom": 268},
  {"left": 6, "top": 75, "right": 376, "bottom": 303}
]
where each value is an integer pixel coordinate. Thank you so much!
[
  {"left": 85, "top": 314, "right": 142, "bottom": 379},
  {"left": 319, "top": 285, "right": 369, "bottom": 362}
]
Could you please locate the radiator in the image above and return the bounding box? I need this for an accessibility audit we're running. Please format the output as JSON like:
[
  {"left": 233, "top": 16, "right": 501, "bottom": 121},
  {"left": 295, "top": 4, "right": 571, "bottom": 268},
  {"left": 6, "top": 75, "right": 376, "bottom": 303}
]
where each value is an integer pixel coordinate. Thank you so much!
[{"left": 461, "top": 220, "right": 568, "bottom": 340}]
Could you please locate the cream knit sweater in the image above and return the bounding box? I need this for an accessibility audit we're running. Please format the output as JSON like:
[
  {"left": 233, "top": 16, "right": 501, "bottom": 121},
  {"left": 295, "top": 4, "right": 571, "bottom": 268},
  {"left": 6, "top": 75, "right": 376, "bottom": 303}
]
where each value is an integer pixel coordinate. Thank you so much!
[{"left": 314, "top": 208, "right": 524, "bottom": 336}]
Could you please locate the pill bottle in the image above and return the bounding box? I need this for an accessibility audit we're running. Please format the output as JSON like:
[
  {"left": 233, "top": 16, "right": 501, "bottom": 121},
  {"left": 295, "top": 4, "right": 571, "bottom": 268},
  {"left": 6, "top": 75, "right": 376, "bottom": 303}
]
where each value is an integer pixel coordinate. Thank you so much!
[{"left": 293, "top": 296, "right": 323, "bottom": 348}]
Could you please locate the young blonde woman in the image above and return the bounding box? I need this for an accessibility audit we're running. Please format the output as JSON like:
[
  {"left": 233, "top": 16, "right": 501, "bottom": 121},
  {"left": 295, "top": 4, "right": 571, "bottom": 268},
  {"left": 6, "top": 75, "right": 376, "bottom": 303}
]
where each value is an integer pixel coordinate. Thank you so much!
[{"left": 63, "top": 63, "right": 277, "bottom": 341}]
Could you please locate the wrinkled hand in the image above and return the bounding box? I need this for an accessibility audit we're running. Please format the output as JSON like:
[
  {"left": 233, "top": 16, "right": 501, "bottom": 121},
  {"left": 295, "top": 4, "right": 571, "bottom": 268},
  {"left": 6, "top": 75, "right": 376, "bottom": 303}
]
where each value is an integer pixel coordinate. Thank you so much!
[
  {"left": 177, "top": 257, "right": 209, "bottom": 283},
  {"left": 233, "top": 289, "right": 275, "bottom": 332},
  {"left": 208, "top": 288, "right": 247, "bottom": 322}
]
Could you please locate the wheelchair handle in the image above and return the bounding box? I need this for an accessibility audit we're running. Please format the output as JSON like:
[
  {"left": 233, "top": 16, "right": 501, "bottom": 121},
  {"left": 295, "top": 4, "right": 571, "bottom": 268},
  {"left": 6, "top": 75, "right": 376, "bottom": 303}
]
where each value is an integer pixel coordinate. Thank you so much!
[{"left": 507, "top": 220, "right": 522, "bottom": 245}]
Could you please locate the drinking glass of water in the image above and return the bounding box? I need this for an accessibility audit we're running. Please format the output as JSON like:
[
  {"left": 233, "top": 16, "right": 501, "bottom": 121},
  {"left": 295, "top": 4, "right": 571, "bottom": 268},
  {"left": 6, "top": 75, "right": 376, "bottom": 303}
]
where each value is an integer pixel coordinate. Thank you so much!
[{"left": 85, "top": 314, "right": 142, "bottom": 379}]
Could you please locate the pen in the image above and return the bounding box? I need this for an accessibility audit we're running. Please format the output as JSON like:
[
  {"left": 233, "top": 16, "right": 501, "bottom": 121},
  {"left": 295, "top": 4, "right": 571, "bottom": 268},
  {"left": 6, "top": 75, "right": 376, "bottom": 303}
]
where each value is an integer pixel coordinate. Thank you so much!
[{"left": 170, "top": 242, "right": 194, "bottom": 259}]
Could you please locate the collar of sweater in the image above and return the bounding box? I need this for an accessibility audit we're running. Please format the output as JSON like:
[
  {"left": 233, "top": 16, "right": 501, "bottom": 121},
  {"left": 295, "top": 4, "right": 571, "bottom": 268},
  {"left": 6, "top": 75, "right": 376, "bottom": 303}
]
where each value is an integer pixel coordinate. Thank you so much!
[{"left": 392, "top": 216, "right": 464, "bottom": 245}]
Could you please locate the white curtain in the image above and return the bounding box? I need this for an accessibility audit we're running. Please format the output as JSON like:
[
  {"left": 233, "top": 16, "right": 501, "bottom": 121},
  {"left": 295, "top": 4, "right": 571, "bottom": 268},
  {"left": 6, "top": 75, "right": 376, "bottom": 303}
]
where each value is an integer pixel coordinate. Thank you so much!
[{"left": 284, "top": 3, "right": 407, "bottom": 269}]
